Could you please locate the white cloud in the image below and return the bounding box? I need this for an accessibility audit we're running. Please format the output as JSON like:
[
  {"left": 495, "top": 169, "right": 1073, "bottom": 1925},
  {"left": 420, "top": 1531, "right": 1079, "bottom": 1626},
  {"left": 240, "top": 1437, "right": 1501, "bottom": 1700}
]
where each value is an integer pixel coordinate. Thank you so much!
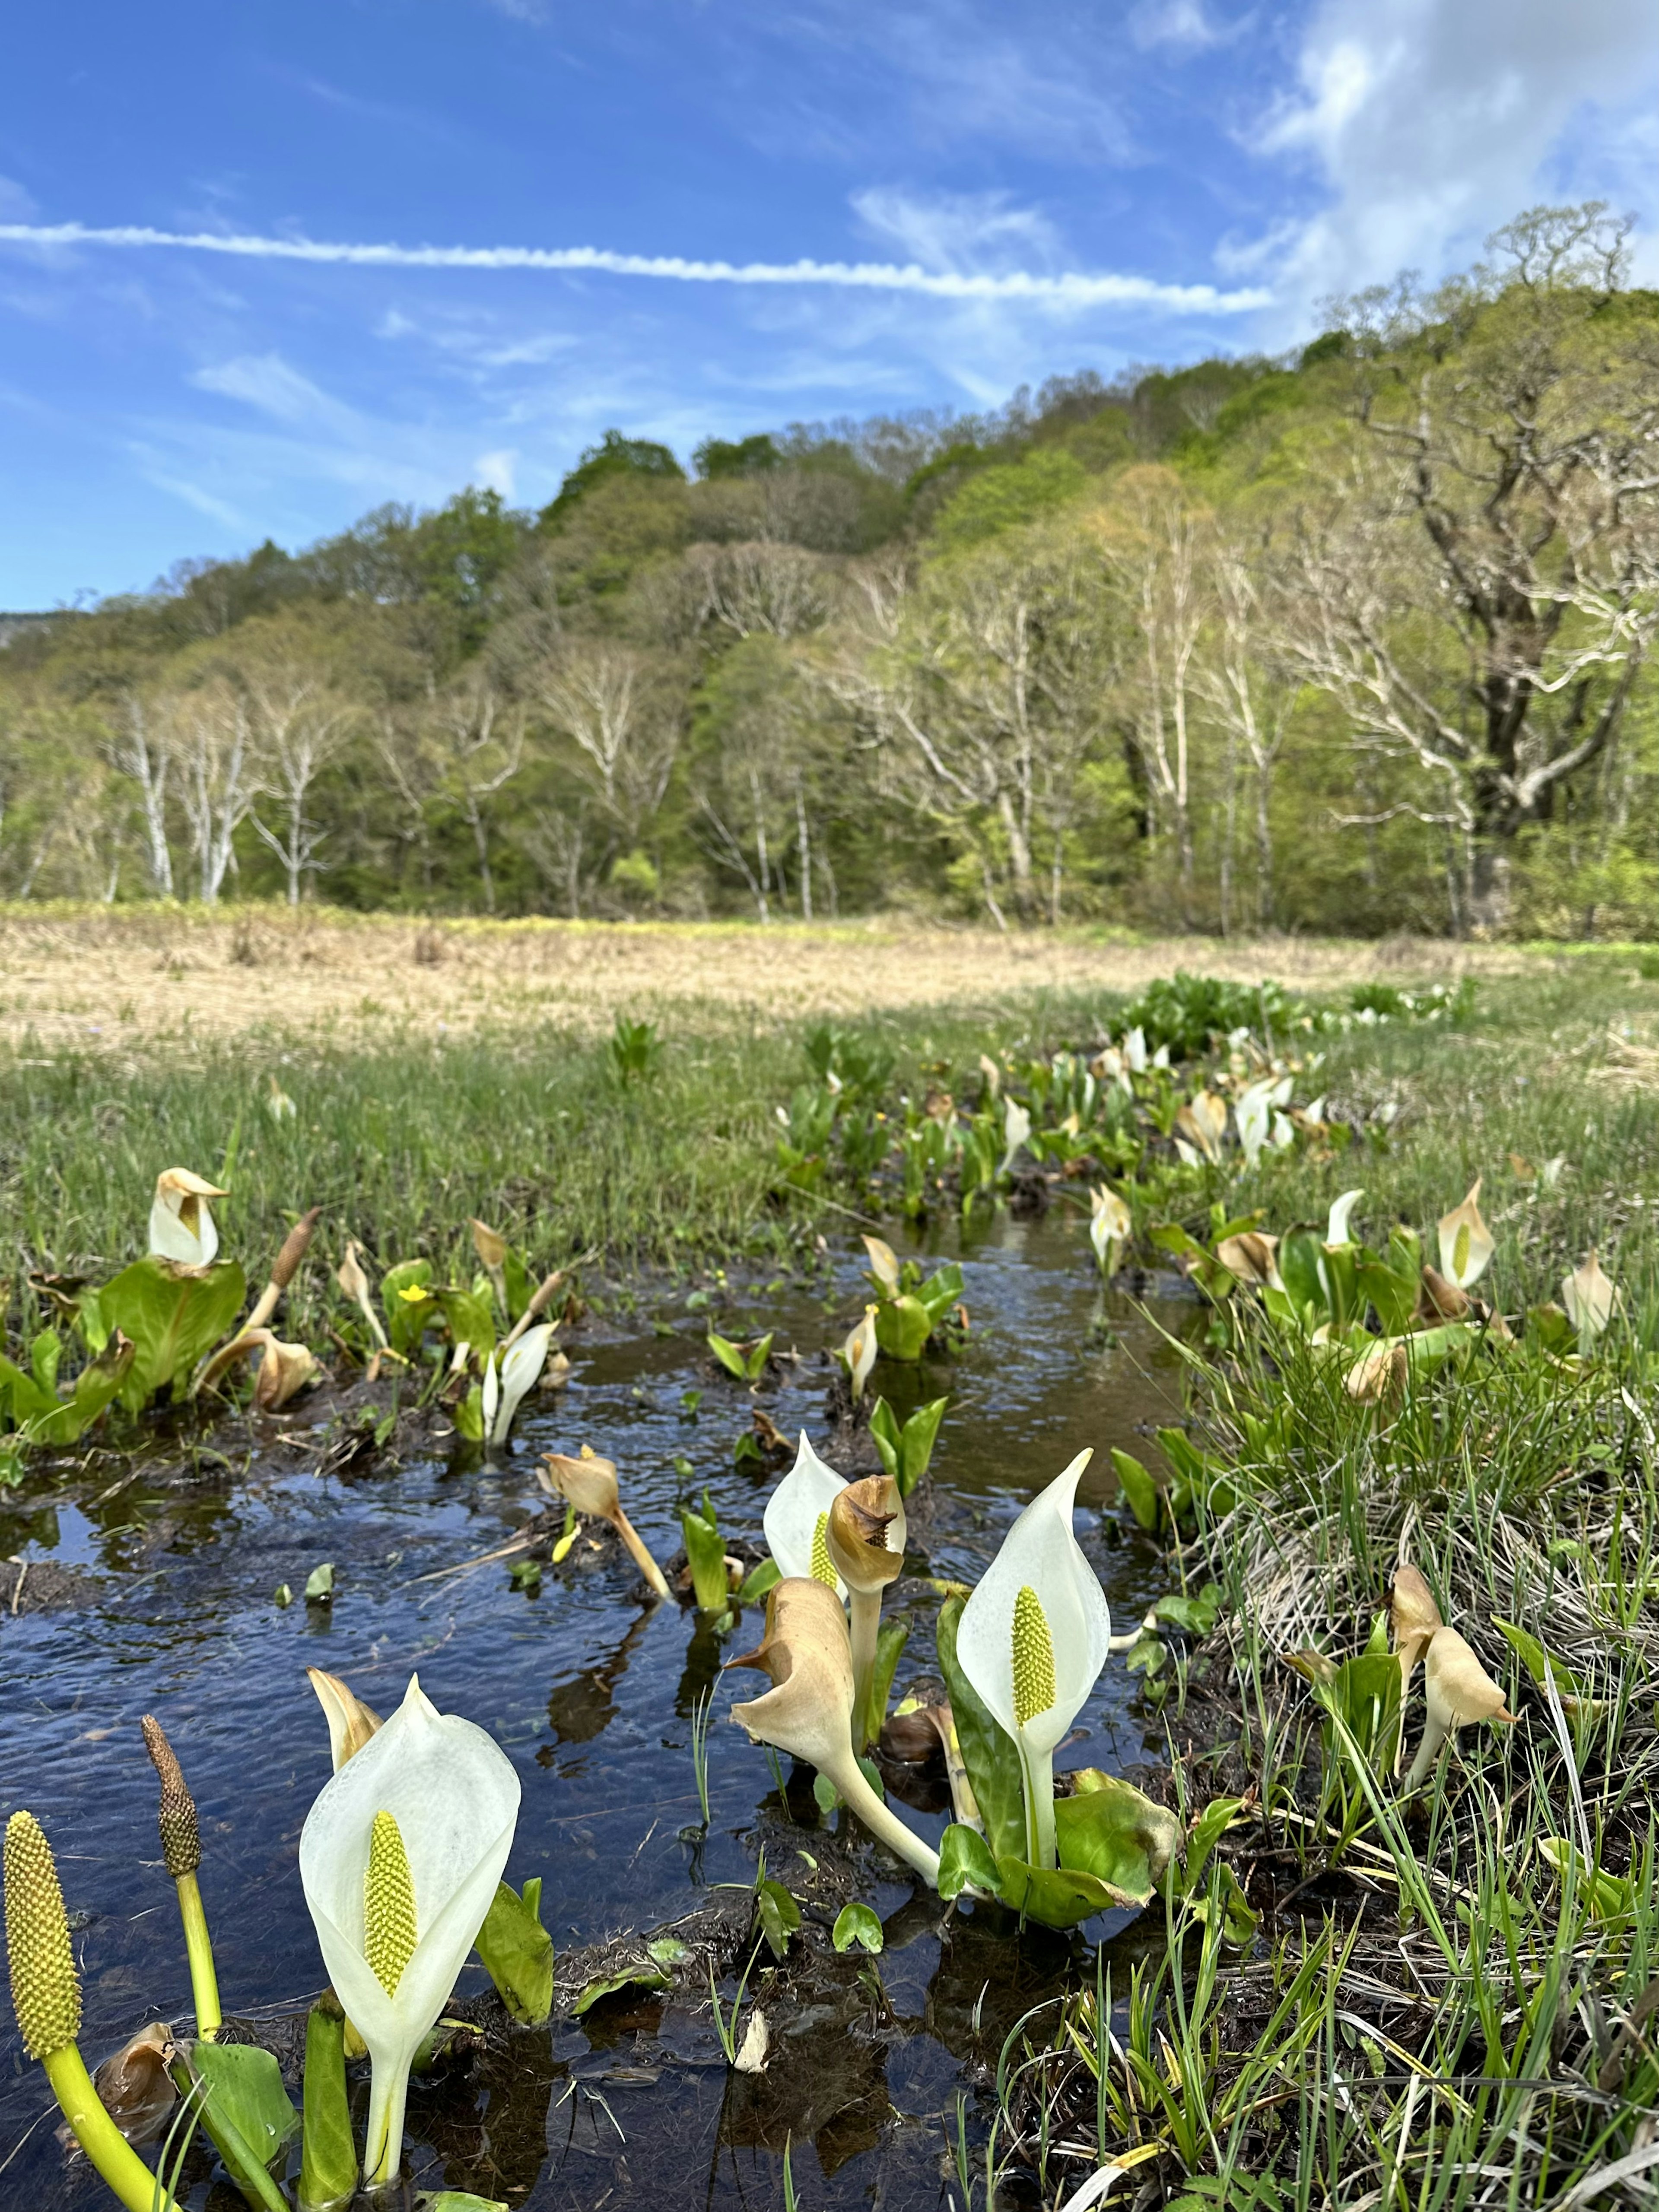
[
  {"left": 1130, "top": 0, "right": 1224, "bottom": 52},
  {"left": 0, "top": 217, "right": 1271, "bottom": 314},
  {"left": 851, "top": 187, "right": 1063, "bottom": 276},
  {"left": 191, "top": 352, "right": 362, "bottom": 437},
  {"left": 473, "top": 447, "right": 517, "bottom": 496},
  {"left": 1238, "top": 0, "right": 1659, "bottom": 330}
]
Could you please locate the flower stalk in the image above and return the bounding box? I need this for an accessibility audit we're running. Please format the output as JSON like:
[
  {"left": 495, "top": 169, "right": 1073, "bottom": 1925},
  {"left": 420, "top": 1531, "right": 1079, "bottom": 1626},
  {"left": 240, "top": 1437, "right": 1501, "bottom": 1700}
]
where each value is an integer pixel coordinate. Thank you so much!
[
  {"left": 141, "top": 1714, "right": 221, "bottom": 2040},
  {"left": 5, "top": 1810, "right": 182, "bottom": 2212}
]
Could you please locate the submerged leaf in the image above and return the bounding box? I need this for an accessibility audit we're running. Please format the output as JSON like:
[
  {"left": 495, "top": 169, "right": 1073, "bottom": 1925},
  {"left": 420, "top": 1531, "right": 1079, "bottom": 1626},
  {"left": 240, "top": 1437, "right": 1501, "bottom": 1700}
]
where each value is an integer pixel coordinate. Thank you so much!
[{"left": 476, "top": 1878, "right": 554, "bottom": 2026}]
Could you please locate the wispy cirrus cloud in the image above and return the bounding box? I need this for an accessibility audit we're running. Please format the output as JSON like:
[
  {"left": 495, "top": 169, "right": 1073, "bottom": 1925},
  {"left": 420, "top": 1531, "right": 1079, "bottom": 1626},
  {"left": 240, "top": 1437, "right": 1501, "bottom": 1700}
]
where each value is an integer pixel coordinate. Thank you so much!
[{"left": 0, "top": 218, "right": 1271, "bottom": 313}]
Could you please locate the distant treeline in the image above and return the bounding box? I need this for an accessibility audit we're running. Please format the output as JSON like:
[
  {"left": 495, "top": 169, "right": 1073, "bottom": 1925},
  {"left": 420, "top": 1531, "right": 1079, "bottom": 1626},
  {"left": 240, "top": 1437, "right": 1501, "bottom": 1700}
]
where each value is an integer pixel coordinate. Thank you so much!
[{"left": 4, "top": 203, "right": 1658, "bottom": 938}]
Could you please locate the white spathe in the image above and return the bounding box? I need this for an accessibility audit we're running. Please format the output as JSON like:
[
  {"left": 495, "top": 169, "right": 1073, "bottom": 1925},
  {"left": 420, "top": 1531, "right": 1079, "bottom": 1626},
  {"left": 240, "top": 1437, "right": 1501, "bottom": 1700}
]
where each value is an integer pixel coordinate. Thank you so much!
[
  {"left": 955, "top": 1450, "right": 1112, "bottom": 1870},
  {"left": 1089, "top": 1187, "right": 1131, "bottom": 1276},
  {"left": 842, "top": 1304, "right": 878, "bottom": 1404},
  {"left": 489, "top": 1323, "right": 555, "bottom": 1445},
  {"left": 1325, "top": 1189, "right": 1364, "bottom": 1247},
  {"left": 1000, "top": 1098, "right": 1032, "bottom": 1177},
  {"left": 148, "top": 1169, "right": 227, "bottom": 1267},
  {"left": 299, "top": 1676, "right": 520, "bottom": 2186},
  {"left": 763, "top": 1432, "right": 848, "bottom": 1594}
]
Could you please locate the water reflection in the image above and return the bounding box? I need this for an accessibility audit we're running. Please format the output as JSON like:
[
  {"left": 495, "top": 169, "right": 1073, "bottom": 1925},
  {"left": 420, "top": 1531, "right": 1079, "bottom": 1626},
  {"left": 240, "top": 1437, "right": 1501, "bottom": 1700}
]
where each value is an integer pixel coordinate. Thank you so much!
[{"left": 540, "top": 1607, "right": 656, "bottom": 1749}]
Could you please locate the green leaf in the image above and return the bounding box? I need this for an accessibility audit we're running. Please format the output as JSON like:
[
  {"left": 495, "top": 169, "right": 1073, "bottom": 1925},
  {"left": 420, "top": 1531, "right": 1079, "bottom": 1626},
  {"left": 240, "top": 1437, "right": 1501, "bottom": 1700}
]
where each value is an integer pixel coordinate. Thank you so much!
[
  {"left": 300, "top": 1999, "right": 356, "bottom": 2212},
  {"left": 1356, "top": 1257, "right": 1418, "bottom": 1336},
  {"left": 434, "top": 1286, "right": 495, "bottom": 1360},
  {"left": 863, "top": 1618, "right": 909, "bottom": 1747},
  {"left": 645, "top": 1936, "right": 689, "bottom": 1968},
  {"left": 737, "top": 1557, "right": 781, "bottom": 1607},
  {"left": 452, "top": 1384, "right": 485, "bottom": 1443},
  {"left": 1188, "top": 1861, "right": 1259, "bottom": 1946},
  {"left": 682, "top": 1491, "right": 729, "bottom": 1611},
  {"left": 1054, "top": 1773, "right": 1182, "bottom": 1906},
  {"left": 1153, "top": 1583, "right": 1222, "bottom": 1637},
  {"left": 28, "top": 1333, "right": 136, "bottom": 1445},
  {"left": 937, "top": 1822, "right": 1001, "bottom": 1902},
  {"left": 995, "top": 1855, "right": 1119, "bottom": 1929},
  {"left": 417, "top": 2195, "right": 511, "bottom": 2210},
  {"left": 170, "top": 2041, "right": 297, "bottom": 2211},
  {"left": 1180, "top": 1795, "right": 1245, "bottom": 1896},
  {"left": 1110, "top": 1448, "right": 1161, "bottom": 1532},
  {"left": 914, "top": 1262, "right": 964, "bottom": 1325},
  {"left": 1538, "top": 1836, "right": 1633, "bottom": 1924},
  {"left": 476, "top": 1877, "right": 554, "bottom": 2025},
  {"left": 706, "top": 1332, "right": 751, "bottom": 1381},
  {"left": 744, "top": 1332, "right": 775, "bottom": 1382},
  {"left": 873, "top": 1295, "right": 931, "bottom": 1362},
  {"left": 935, "top": 1596, "right": 1026, "bottom": 1863},
  {"left": 0, "top": 1353, "right": 59, "bottom": 1428},
  {"left": 1276, "top": 1230, "right": 1327, "bottom": 1327},
  {"left": 382, "top": 1260, "right": 436, "bottom": 1356},
  {"left": 1493, "top": 1618, "right": 1593, "bottom": 1708},
  {"left": 755, "top": 1878, "right": 801, "bottom": 1960},
  {"left": 831, "top": 1903, "right": 884, "bottom": 1954},
  {"left": 30, "top": 1330, "right": 60, "bottom": 1396},
  {"left": 99, "top": 1256, "right": 248, "bottom": 1408},
  {"left": 572, "top": 1966, "right": 670, "bottom": 2015},
  {"left": 868, "top": 1396, "right": 902, "bottom": 1483},
  {"left": 896, "top": 1396, "right": 949, "bottom": 1496},
  {"left": 304, "top": 1562, "right": 334, "bottom": 1603}
]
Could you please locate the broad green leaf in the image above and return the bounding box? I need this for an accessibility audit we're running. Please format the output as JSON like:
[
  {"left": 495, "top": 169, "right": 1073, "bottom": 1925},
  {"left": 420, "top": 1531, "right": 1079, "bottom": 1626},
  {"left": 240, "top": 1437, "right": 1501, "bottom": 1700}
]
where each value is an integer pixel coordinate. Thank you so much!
[
  {"left": 30, "top": 1330, "right": 60, "bottom": 1396},
  {"left": 99, "top": 1256, "right": 247, "bottom": 1408},
  {"left": 1153, "top": 1582, "right": 1221, "bottom": 1636},
  {"left": 299, "top": 1999, "right": 356, "bottom": 2212},
  {"left": 1356, "top": 1258, "right": 1418, "bottom": 1336},
  {"left": 682, "top": 1492, "right": 729, "bottom": 1611},
  {"left": 863, "top": 1617, "right": 909, "bottom": 1747},
  {"left": 1055, "top": 1773, "right": 1181, "bottom": 1906},
  {"left": 706, "top": 1332, "right": 751, "bottom": 1381},
  {"left": 995, "top": 1855, "right": 1119, "bottom": 1929},
  {"left": 572, "top": 1966, "right": 669, "bottom": 2014},
  {"left": 1188, "top": 1861, "right": 1259, "bottom": 1946},
  {"left": 476, "top": 1877, "right": 554, "bottom": 2025},
  {"left": 937, "top": 1822, "right": 1001, "bottom": 1901},
  {"left": 417, "top": 2194, "right": 511, "bottom": 2210},
  {"left": 382, "top": 1260, "right": 436, "bottom": 1356},
  {"left": 645, "top": 1936, "right": 689, "bottom": 1968},
  {"left": 744, "top": 1332, "right": 775, "bottom": 1381},
  {"left": 755, "top": 1878, "right": 801, "bottom": 1960},
  {"left": 896, "top": 1396, "right": 949, "bottom": 1496},
  {"left": 914, "top": 1262, "right": 964, "bottom": 1325},
  {"left": 0, "top": 1354, "right": 59, "bottom": 1427},
  {"left": 434, "top": 1285, "right": 495, "bottom": 1360},
  {"left": 31, "top": 1333, "right": 136, "bottom": 1444},
  {"left": 1110, "top": 1447, "right": 1161, "bottom": 1533},
  {"left": 936, "top": 1597, "right": 1026, "bottom": 1863},
  {"left": 832, "top": 1903, "right": 884, "bottom": 1954},
  {"left": 305, "top": 1562, "right": 334, "bottom": 1602},
  {"left": 171, "top": 2041, "right": 296, "bottom": 2211},
  {"left": 452, "top": 1384, "right": 485, "bottom": 1443},
  {"left": 874, "top": 1295, "right": 931, "bottom": 1362},
  {"left": 737, "top": 1558, "right": 781, "bottom": 1606},
  {"left": 868, "top": 1396, "right": 903, "bottom": 1484},
  {"left": 1538, "top": 1837, "right": 1633, "bottom": 1923},
  {"left": 1277, "top": 1230, "right": 1326, "bottom": 1327}
]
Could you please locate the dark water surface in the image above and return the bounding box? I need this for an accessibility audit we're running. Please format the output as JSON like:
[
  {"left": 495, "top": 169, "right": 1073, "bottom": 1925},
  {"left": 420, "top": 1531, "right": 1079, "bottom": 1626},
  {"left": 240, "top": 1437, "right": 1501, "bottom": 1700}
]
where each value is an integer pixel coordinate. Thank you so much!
[{"left": 0, "top": 1215, "right": 1195, "bottom": 2209}]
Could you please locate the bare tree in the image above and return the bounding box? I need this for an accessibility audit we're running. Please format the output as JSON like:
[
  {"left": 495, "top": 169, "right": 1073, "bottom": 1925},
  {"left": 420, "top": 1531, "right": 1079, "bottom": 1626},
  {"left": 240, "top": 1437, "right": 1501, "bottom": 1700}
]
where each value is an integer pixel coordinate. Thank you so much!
[
  {"left": 1193, "top": 532, "right": 1297, "bottom": 931},
  {"left": 528, "top": 642, "right": 682, "bottom": 848},
  {"left": 164, "top": 681, "right": 257, "bottom": 903},
  {"left": 686, "top": 541, "right": 838, "bottom": 641},
  {"left": 425, "top": 670, "right": 525, "bottom": 914},
  {"left": 1292, "top": 203, "right": 1659, "bottom": 927},
  {"left": 101, "top": 691, "right": 175, "bottom": 895},
  {"left": 242, "top": 665, "right": 357, "bottom": 902}
]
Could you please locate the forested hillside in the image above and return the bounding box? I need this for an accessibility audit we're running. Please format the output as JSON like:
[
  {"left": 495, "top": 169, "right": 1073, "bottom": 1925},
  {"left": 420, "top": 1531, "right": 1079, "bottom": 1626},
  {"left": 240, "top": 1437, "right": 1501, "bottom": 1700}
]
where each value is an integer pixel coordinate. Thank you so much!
[{"left": 4, "top": 204, "right": 1656, "bottom": 937}]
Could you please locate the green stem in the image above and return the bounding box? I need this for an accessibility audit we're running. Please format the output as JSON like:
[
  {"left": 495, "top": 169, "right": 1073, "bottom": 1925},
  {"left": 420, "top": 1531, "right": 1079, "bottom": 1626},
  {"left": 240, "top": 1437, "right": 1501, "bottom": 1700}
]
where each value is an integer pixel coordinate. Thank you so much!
[
  {"left": 174, "top": 1870, "right": 221, "bottom": 2039},
  {"left": 1017, "top": 1739, "right": 1058, "bottom": 1870},
  {"left": 848, "top": 1589, "right": 881, "bottom": 1749},
  {"left": 826, "top": 1749, "right": 940, "bottom": 1886},
  {"left": 42, "top": 2043, "right": 181, "bottom": 2212}
]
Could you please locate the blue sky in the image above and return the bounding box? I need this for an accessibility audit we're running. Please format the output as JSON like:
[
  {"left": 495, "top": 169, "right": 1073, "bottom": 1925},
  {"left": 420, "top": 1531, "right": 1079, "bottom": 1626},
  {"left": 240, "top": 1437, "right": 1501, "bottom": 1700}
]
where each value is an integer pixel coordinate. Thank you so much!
[{"left": 3, "top": 0, "right": 1656, "bottom": 606}]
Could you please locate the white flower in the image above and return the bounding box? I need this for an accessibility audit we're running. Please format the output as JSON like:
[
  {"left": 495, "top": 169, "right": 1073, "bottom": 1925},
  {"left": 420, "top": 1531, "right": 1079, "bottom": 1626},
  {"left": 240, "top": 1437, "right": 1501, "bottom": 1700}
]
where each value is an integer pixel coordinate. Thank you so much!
[
  {"left": 1000, "top": 1098, "right": 1032, "bottom": 1176},
  {"left": 487, "top": 1323, "right": 556, "bottom": 1445},
  {"left": 955, "top": 1451, "right": 1112, "bottom": 1870},
  {"left": 1562, "top": 1251, "right": 1617, "bottom": 1340},
  {"left": 842, "top": 1304, "right": 879, "bottom": 1404},
  {"left": 1325, "top": 1189, "right": 1365, "bottom": 1247},
  {"left": 1088, "top": 1187, "right": 1131, "bottom": 1278},
  {"left": 1437, "top": 1180, "right": 1494, "bottom": 1290},
  {"left": 148, "top": 1169, "right": 228, "bottom": 1267},
  {"left": 299, "top": 1676, "right": 520, "bottom": 2187},
  {"left": 1123, "top": 1028, "right": 1148, "bottom": 1075},
  {"left": 763, "top": 1433, "right": 847, "bottom": 1594}
]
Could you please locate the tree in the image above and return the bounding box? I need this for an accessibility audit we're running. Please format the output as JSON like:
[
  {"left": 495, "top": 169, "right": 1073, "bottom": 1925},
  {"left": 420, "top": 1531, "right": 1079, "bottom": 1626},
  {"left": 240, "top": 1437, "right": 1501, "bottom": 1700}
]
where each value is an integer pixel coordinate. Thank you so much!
[
  {"left": 528, "top": 642, "right": 684, "bottom": 859},
  {"left": 424, "top": 670, "right": 525, "bottom": 914},
  {"left": 101, "top": 691, "right": 175, "bottom": 895},
  {"left": 1192, "top": 530, "right": 1297, "bottom": 932},
  {"left": 163, "top": 679, "right": 258, "bottom": 903},
  {"left": 239, "top": 654, "right": 358, "bottom": 904},
  {"left": 1292, "top": 204, "right": 1659, "bottom": 928}
]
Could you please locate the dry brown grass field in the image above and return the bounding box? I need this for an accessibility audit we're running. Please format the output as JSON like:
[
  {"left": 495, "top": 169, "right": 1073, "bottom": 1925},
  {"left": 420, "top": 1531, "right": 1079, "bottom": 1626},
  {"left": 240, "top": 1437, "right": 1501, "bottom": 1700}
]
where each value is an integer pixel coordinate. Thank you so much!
[{"left": 0, "top": 904, "right": 1541, "bottom": 1054}]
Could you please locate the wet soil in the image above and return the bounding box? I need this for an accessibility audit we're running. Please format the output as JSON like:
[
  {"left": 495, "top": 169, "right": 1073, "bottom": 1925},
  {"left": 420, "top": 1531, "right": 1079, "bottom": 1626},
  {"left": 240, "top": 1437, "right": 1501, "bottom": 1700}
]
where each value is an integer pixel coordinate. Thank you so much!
[{"left": 0, "top": 1214, "right": 1204, "bottom": 2210}]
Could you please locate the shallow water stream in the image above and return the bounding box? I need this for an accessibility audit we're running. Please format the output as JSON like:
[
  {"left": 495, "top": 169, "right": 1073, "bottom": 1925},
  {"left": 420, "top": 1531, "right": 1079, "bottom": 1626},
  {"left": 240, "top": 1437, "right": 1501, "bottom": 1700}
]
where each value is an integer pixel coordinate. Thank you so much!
[{"left": 0, "top": 1214, "right": 1199, "bottom": 2210}]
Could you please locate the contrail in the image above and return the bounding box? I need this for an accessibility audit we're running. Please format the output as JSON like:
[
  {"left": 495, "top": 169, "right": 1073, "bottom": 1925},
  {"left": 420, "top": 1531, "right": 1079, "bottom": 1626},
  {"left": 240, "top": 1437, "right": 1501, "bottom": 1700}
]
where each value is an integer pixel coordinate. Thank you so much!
[{"left": 0, "top": 219, "right": 1271, "bottom": 313}]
